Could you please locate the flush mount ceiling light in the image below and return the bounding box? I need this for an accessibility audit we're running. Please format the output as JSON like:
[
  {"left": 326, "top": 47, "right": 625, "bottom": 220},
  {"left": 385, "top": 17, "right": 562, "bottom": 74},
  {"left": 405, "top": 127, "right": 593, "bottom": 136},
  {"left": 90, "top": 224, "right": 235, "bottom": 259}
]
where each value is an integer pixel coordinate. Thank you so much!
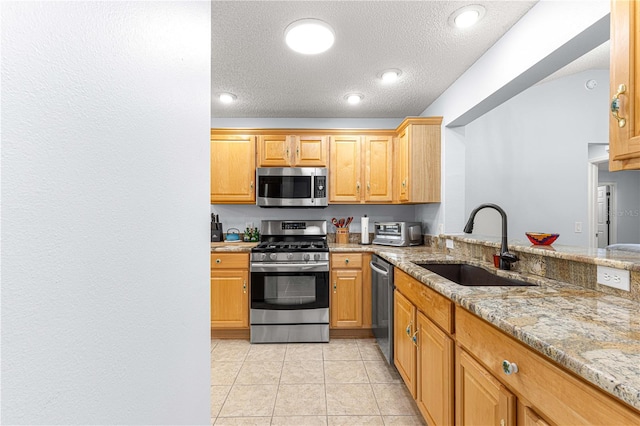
[
  {"left": 218, "top": 92, "right": 237, "bottom": 104},
  {"left": 285, "top": 18, "right": 335, "bottom": 54},
  {"left": 380, "top": 69, "right": 402, "bottom": 83},
  {"left": 345, "top": 93, "right": 363, "bottom": 105},
  {"left": 449, "top": 5, "right": 486, "bottom": 29}
]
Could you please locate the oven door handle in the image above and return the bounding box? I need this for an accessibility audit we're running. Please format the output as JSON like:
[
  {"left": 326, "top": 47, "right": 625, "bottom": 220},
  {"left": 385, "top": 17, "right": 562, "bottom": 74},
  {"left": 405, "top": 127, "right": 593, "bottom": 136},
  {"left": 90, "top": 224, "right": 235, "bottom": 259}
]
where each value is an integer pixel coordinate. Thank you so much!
[
  {"left": 251, "top": 262, "right": 329, "bottom": 273},
  {"left": 370, "top": 261, "right": 389, "bottom": 276}
]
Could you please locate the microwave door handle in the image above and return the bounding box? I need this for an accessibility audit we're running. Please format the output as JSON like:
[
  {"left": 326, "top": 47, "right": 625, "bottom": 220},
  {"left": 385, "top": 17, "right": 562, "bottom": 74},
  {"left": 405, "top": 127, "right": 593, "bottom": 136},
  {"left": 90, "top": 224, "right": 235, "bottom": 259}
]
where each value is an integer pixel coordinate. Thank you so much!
[{"left": 311, "top": 173, "right": 315, "bottom": 204}]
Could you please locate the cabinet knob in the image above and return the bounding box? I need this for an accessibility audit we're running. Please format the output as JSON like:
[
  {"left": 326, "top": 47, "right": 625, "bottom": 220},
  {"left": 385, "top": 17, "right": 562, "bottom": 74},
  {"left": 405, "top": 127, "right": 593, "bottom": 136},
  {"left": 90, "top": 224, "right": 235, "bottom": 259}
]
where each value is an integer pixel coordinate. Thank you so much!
[
  {"left": 250, "top": 181, "right": 254, "bottom": 190},
  {"left": 502, "top": 360, "right": 519, "bottom": 375},
  {"left": 243, "top": 280, "right": 247, "bottom": 293},
  {"left": 611, "top": 83, "right": 627, "bottom": 128},
  {"left": 215, "top": 258, "right": 221, "bottom": 264},
  {"left": 402, "top": 180, "right": 406, "bottom": 188},
  {"left": 296, "top": 147, "right": 299, "bottom": 157},
  {"left": 345, "top": 258, "right": 349, "bottom": 264},
  {"left": 367, "top": 182, "right": 370, "bottom": 192},
  {"left": 333, "top": 281, "right": 337, "bottom": 293},
  {"left": 356, "top": 182, "right": 361, "bottom": 192}
]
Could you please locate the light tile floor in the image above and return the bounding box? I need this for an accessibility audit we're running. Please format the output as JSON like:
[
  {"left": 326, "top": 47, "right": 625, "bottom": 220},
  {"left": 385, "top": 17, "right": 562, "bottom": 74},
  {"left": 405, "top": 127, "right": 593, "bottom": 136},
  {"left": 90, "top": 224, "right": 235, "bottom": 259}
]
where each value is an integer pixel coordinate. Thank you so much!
[{"left": 211, "top": 339, "right": 425, "bottom": 426}]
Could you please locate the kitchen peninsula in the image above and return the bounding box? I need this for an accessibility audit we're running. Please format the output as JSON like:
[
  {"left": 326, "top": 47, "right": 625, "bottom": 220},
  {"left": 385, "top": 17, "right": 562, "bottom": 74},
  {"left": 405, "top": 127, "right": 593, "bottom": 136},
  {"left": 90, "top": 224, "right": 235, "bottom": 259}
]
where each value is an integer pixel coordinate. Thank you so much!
[{"left": 212, "top": 235, "right": 640, "bottom": 424}]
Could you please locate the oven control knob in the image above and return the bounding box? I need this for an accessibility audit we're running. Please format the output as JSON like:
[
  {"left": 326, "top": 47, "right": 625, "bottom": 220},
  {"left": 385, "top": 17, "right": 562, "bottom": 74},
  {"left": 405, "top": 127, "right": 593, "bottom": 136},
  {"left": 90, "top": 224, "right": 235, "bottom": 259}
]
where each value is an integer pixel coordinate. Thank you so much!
[
  {"left": 314, "top": 253, "right": 321, "bottom": 261},
  {"left": 287, "top": 253, "right": 293, "bottom": 260},
  {"left": 260, "top": 253, "right": 267, "bottom": 261},
  {"left": 303, "top": 253, "right": 311, "bottom": 261},
  {"left": 269, "top": 253, "right": 277, "bottom": 261}
]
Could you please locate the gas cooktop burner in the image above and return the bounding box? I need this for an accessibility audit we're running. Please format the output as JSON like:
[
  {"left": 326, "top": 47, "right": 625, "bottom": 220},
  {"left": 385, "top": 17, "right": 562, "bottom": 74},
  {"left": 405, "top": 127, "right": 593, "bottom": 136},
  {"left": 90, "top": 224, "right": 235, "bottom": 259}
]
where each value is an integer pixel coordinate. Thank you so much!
[{"left": 254, "top": 240, "right": 328, "bottom": 251}]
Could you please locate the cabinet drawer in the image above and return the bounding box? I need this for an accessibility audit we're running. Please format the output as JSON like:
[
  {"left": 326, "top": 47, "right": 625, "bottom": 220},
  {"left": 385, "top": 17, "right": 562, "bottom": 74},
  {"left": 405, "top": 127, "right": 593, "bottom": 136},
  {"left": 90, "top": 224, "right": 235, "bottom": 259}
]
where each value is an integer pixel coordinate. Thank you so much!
[
  {"left": 331, "top": 253, "right": 363, "bottom": 269},
  {"left": 455, "top": 307, "right": 640, "bottom": 425},
  {"left": 211, "top": 253, "right": 249, "bottom": 270},
  {"left": 394, "top": 268, "right": 453, "bottom": 334}
]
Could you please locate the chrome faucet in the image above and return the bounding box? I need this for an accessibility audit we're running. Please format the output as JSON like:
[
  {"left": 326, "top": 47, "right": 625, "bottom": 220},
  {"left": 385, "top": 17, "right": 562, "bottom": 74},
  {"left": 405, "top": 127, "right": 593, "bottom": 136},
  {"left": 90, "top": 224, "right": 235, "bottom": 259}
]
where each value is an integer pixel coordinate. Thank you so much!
[{"left": 463, "top": 203, "right": 518, "bottom": 270}]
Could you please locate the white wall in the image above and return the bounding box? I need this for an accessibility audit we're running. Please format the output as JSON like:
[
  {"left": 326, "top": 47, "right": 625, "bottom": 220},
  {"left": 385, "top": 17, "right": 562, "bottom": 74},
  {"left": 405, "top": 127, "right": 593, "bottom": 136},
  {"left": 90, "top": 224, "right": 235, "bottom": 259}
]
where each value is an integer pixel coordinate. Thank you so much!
[
  {"left": 464, "top": 69, "right": 609, "bottom": 246},
  {"left": 1, "top": 2, "right": 211, "bottom": 424},
  {"left": 599, "top": 169, "right": 640, "bottom": 244}
]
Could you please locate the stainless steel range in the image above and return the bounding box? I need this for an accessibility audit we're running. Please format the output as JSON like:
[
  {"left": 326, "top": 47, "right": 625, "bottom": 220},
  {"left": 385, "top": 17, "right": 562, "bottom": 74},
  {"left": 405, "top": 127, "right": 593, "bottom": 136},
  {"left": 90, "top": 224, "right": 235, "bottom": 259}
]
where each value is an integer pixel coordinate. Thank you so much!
[{"left": 250, "top": 220, "right": 329, "bottom": 343}]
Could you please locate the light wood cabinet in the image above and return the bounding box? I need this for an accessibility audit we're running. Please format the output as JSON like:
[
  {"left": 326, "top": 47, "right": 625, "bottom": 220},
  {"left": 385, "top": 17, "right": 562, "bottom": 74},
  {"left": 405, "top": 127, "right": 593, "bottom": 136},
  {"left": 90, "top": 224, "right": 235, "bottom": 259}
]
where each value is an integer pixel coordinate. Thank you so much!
[
  {"left": 394, "top": 118, "right": 441, "bottom": 203},
  {"left": 329, "top": 135, "right": 393, "bottom": 203},
  {"left": 257, "top": 135, "right": 327, "bottom": 167},
  {"left": 394, "top": 289, "right": 417, "bottom": 397},
  {"left": 210, "top": 253, "right": 249, "bottom": 329},
  {"left": 609, "top": 0, "right": 640, "bottom": 170},
  {"left": 210, "top": 134, "right": 256, "bottom": 204},
  {"left": 456, "top": 348, "right": 516, "bottom": 426},
  {"left": 394, "top": 268, "right": 454, "bottom": 424},
  {"left": 456, "top": 306, "right": 640, "bottom": 425},
  {"left": 416, "top": 311, "right": 454, "bottom": 426},
  {"left": 329, "top": 135, "right": 362, "bottom": 202},
  {"left": 330, "top": 253, "right": 368, "bottom": 329}
]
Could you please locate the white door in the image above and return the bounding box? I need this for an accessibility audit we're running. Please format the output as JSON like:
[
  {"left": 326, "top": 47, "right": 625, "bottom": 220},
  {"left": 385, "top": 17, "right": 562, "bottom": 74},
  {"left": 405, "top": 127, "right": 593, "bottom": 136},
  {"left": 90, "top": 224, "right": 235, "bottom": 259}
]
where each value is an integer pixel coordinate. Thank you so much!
[{"left": 597, "top": 185, "right": 609, "bottom": 248}]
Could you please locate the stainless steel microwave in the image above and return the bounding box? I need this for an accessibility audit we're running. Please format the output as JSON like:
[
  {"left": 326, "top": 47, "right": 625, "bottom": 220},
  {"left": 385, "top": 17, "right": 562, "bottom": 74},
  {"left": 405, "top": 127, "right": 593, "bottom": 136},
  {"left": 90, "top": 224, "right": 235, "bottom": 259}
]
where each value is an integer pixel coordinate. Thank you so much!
[{"left": 256, "top": 167, "right": 328, "bottom": 207}]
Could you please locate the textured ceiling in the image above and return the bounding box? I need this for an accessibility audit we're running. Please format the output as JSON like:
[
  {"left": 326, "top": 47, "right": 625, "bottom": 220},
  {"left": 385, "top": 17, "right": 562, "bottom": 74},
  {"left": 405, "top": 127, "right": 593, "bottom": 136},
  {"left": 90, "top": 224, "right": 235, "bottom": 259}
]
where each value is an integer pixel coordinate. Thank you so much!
[{"left": 211, "top": 1, "right": 539, "bottom": 119}]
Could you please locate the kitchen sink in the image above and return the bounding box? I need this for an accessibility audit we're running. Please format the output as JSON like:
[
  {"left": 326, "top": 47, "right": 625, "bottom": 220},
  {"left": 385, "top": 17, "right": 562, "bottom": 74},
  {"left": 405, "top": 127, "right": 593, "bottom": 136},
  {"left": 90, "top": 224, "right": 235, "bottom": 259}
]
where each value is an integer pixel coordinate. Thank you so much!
[{"left": 414, "top": 263, "right": 535, "bottom": 287}]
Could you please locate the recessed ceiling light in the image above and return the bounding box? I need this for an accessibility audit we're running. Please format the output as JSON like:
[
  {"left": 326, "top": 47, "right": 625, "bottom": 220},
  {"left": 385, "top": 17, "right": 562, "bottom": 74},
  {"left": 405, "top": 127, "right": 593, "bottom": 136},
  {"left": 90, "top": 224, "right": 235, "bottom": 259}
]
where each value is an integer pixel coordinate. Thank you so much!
[
  {"left": 345, "top": 94, "right": 363, "bottom": 105},
  {"left": 285, "top": 18, "right": 335, "bottom": 55},
  {"left": 449, "top": 5, "right": 486, "bottom": 29},
  {"left": 380, "top": 69, "right": 402, "bottom": 83},
  {"left": 218, "top": 93, "right": 237, "bottom": 104}
]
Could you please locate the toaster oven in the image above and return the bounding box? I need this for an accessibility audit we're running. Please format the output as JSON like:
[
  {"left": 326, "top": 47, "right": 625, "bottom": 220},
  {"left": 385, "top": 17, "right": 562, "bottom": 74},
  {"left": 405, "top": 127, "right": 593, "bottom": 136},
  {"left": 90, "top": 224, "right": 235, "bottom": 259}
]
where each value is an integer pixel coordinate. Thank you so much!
[{"left": 372, "top": 222, "right": 423, "bottom": 246}]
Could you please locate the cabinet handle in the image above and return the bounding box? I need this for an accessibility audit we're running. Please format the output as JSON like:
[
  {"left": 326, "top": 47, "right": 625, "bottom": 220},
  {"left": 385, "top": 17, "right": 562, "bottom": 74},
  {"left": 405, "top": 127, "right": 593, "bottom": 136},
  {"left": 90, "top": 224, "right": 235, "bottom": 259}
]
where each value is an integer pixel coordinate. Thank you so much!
[
  {"left": 502, "top": 360, "right": 519, "bottom": 375},
  {"left": 356, "top": 182, "right": 360, "bottom": 192},
  {"left": 250, "top": 181, "right": 254, "bottom": 191},
  {"left": 367, "top": 182, "right": 370, "bottom": 192},
  {"left": 500, "top": 420, "right": 505, "bottom": 426},
  {"left": 296, "top": 146, "right": 299, "bottom": 157},
  {"left": 215, "top": 258, "right": 221, "bottom": 264},
  {"left": 333, "top": 281, "right": 337, "bottom": 293},
  {"left": 286, "top": 147, "right": 290, "bottom": 158},
  {"left": 411, "top": 329, "right": 419, "bottom": 348},
  {"left": 243, "top": 280, "right": 247, "bottom": 294},
  {"left": 406, "top": 321, "right": 412, "bottom": 336},
  {"left": 611, "top": 83, "right": 627, "bottom": 128},
  {"left": 402, "top": 180, "right": 406, "bottom": 188}
]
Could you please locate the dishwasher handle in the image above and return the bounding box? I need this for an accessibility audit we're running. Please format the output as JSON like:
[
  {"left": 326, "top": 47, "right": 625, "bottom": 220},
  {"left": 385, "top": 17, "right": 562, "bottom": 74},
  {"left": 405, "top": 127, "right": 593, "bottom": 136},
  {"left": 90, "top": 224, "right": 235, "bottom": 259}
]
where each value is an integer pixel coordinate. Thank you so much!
[{"left": 370, "top": 261, "right": 390, "bottom": 277}]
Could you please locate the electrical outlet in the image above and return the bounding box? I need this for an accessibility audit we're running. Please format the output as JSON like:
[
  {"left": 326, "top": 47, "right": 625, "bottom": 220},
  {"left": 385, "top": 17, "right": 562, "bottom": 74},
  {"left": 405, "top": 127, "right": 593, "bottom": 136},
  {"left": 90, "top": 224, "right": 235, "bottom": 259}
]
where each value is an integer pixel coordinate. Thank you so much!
[
  {"left": 446, "top": 239, "right": 454, "bottom": 249},
  {"left": 597, "top": 265, "right": 630, "bottom": 291},
  {"left": 574, "top": 222, "right": 582, "bottom": 233}
]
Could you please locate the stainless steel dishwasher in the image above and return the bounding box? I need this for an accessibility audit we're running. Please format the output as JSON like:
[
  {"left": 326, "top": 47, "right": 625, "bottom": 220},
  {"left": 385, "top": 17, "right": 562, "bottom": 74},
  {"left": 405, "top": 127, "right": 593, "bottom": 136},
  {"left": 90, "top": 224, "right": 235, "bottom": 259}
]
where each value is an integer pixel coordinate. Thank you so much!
[{"left": 370, "top": 254, "right": 394, "bottom": 365}]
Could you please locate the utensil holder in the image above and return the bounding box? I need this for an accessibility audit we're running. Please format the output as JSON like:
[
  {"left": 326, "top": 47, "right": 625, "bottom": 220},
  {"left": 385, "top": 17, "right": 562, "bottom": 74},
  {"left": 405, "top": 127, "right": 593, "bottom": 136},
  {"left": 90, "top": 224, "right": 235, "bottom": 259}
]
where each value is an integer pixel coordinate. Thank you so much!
[{"left": 336, "top": 228, "right": 349, "bottom": 244}]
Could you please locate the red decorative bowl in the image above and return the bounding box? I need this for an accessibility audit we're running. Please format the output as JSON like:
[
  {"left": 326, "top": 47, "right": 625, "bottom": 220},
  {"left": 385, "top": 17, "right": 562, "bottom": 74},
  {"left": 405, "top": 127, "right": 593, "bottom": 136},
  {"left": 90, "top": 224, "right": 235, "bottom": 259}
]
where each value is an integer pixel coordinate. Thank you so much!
[{"left": 526, "top": 232, "right": 559, "bottom": 246}]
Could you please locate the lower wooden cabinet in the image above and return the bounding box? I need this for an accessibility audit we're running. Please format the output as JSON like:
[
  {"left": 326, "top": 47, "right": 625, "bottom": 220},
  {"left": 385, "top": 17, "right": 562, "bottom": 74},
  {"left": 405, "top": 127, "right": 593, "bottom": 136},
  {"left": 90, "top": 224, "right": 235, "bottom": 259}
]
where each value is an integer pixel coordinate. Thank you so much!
[
  {"left": 330, "top": 253, "right": 371, "bottom": 330},
  {"left": 393, "top": 270, "right": 454, "bottom": 425},
  {"left": 456, "top": 347, "right": 515, "bottom": 426},
  {"left": 210, "top": 253, "right": 249, "bottom": 329}
]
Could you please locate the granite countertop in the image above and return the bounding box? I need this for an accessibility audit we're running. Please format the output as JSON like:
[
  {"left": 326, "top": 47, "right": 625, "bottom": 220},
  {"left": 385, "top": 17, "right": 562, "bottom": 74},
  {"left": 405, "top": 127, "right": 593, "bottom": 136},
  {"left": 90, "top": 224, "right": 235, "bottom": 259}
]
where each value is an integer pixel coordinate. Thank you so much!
[{"left": 211, "top": 241, "right": 640, "bottom": 411}]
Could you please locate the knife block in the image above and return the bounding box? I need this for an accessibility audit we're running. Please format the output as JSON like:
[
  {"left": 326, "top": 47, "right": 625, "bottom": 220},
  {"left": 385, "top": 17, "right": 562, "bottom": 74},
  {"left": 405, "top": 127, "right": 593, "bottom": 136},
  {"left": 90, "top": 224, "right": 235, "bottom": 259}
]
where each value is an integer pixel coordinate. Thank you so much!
[{"left": 211, "top": 223, "right": 223, "bottom": 242}]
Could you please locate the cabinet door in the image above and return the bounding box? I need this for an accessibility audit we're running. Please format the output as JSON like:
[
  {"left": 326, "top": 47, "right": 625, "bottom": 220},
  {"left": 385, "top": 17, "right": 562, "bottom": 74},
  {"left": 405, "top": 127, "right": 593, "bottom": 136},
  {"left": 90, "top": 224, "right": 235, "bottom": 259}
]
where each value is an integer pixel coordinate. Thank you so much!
[
  {"left": 416, "top": 311, "right": 453, "bottom": 426},
  {"left": 329, "top": 135, "right": 362, "bottom": 202},
  {"left": 330, "top": 269, "right": 363, "bottom": 328},
  {"left": 456, "top": 348, "right": 515, "bottom": 426},
  {"left": 521, "top": 405, "right": 551, "bottom": 426},
  {"left": 364, "top": 136, "right": 393, "bottom": 202},
  {"left": 210, "top": 270, "right": 249, "bottom": 328},
  {"left": 394, "top": 290, "right": 416, "bottom": 397},
  {"left": 294, "top": 135, "right": 327, "bottom": 166},
  {"left": 258, "top": 135, "right": 291, "bottom": 166},
  {"left": 211, "top": 135, "right": 256, "bottom": 203},
  {"left": 610, "top": 0, "right": 640, "bottom": 170},
  {"left": 396, "top": 129, "right": 409, "bottom": 202}
]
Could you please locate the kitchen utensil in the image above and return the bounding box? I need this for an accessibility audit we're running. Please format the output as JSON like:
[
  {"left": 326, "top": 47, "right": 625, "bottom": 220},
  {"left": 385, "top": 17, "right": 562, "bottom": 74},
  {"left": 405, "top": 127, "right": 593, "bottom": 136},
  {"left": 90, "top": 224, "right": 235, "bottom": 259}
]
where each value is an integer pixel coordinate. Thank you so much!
[
  {"left": 331, "top": 218, "right": 339, "bottom": 227},
  {"left": 345, "top": 217, "right": 353, "bottom": 228},
  {"left": 338, "top": 218, "right": 345, "bottom": 228},
  {"left": 226, "top": 228, "right": 240, "bottom": 241}
]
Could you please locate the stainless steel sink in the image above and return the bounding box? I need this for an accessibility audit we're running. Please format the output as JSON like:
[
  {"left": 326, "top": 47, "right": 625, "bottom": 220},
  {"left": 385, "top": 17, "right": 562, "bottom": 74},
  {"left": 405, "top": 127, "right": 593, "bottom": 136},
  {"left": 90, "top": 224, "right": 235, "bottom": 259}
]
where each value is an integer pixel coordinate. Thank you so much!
[{"left": 414, "top": 263, "right": 535, "bottom": 287}]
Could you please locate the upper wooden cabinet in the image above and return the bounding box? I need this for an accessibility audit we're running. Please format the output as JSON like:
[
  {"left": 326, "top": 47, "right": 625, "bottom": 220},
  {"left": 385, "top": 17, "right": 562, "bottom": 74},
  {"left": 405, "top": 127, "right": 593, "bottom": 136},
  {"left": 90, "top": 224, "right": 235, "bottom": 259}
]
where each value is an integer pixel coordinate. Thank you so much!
[
  {"left": 210, "top": 134, "right": 256, "bottom": 204},
  {"left": 257, "top": 135, "right": 327, "bottom": 167},
  {"left": 329, "top": 134, "right": 393, "bottom": 203},
  {"left": 394, "top": 118, "right": 442, "bottom": 203},
  {"left": 610, "top": 0, "right": 640, "bottom": 170}
]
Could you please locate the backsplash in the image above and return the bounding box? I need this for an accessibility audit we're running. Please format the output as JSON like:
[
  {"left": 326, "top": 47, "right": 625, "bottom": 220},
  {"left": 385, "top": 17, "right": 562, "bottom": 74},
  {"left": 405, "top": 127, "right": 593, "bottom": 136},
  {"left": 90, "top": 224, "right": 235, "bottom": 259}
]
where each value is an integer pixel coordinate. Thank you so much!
[{"left": 432, "top": 235, "right": 640, "bottom": 302}]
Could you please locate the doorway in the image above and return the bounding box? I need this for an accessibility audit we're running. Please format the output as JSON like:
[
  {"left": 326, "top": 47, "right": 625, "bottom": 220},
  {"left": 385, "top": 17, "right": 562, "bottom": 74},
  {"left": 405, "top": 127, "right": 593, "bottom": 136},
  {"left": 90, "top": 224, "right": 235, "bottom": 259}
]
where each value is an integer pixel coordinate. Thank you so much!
[{"left": 588, "top": 155, "right": 618, "bottom": 249}]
